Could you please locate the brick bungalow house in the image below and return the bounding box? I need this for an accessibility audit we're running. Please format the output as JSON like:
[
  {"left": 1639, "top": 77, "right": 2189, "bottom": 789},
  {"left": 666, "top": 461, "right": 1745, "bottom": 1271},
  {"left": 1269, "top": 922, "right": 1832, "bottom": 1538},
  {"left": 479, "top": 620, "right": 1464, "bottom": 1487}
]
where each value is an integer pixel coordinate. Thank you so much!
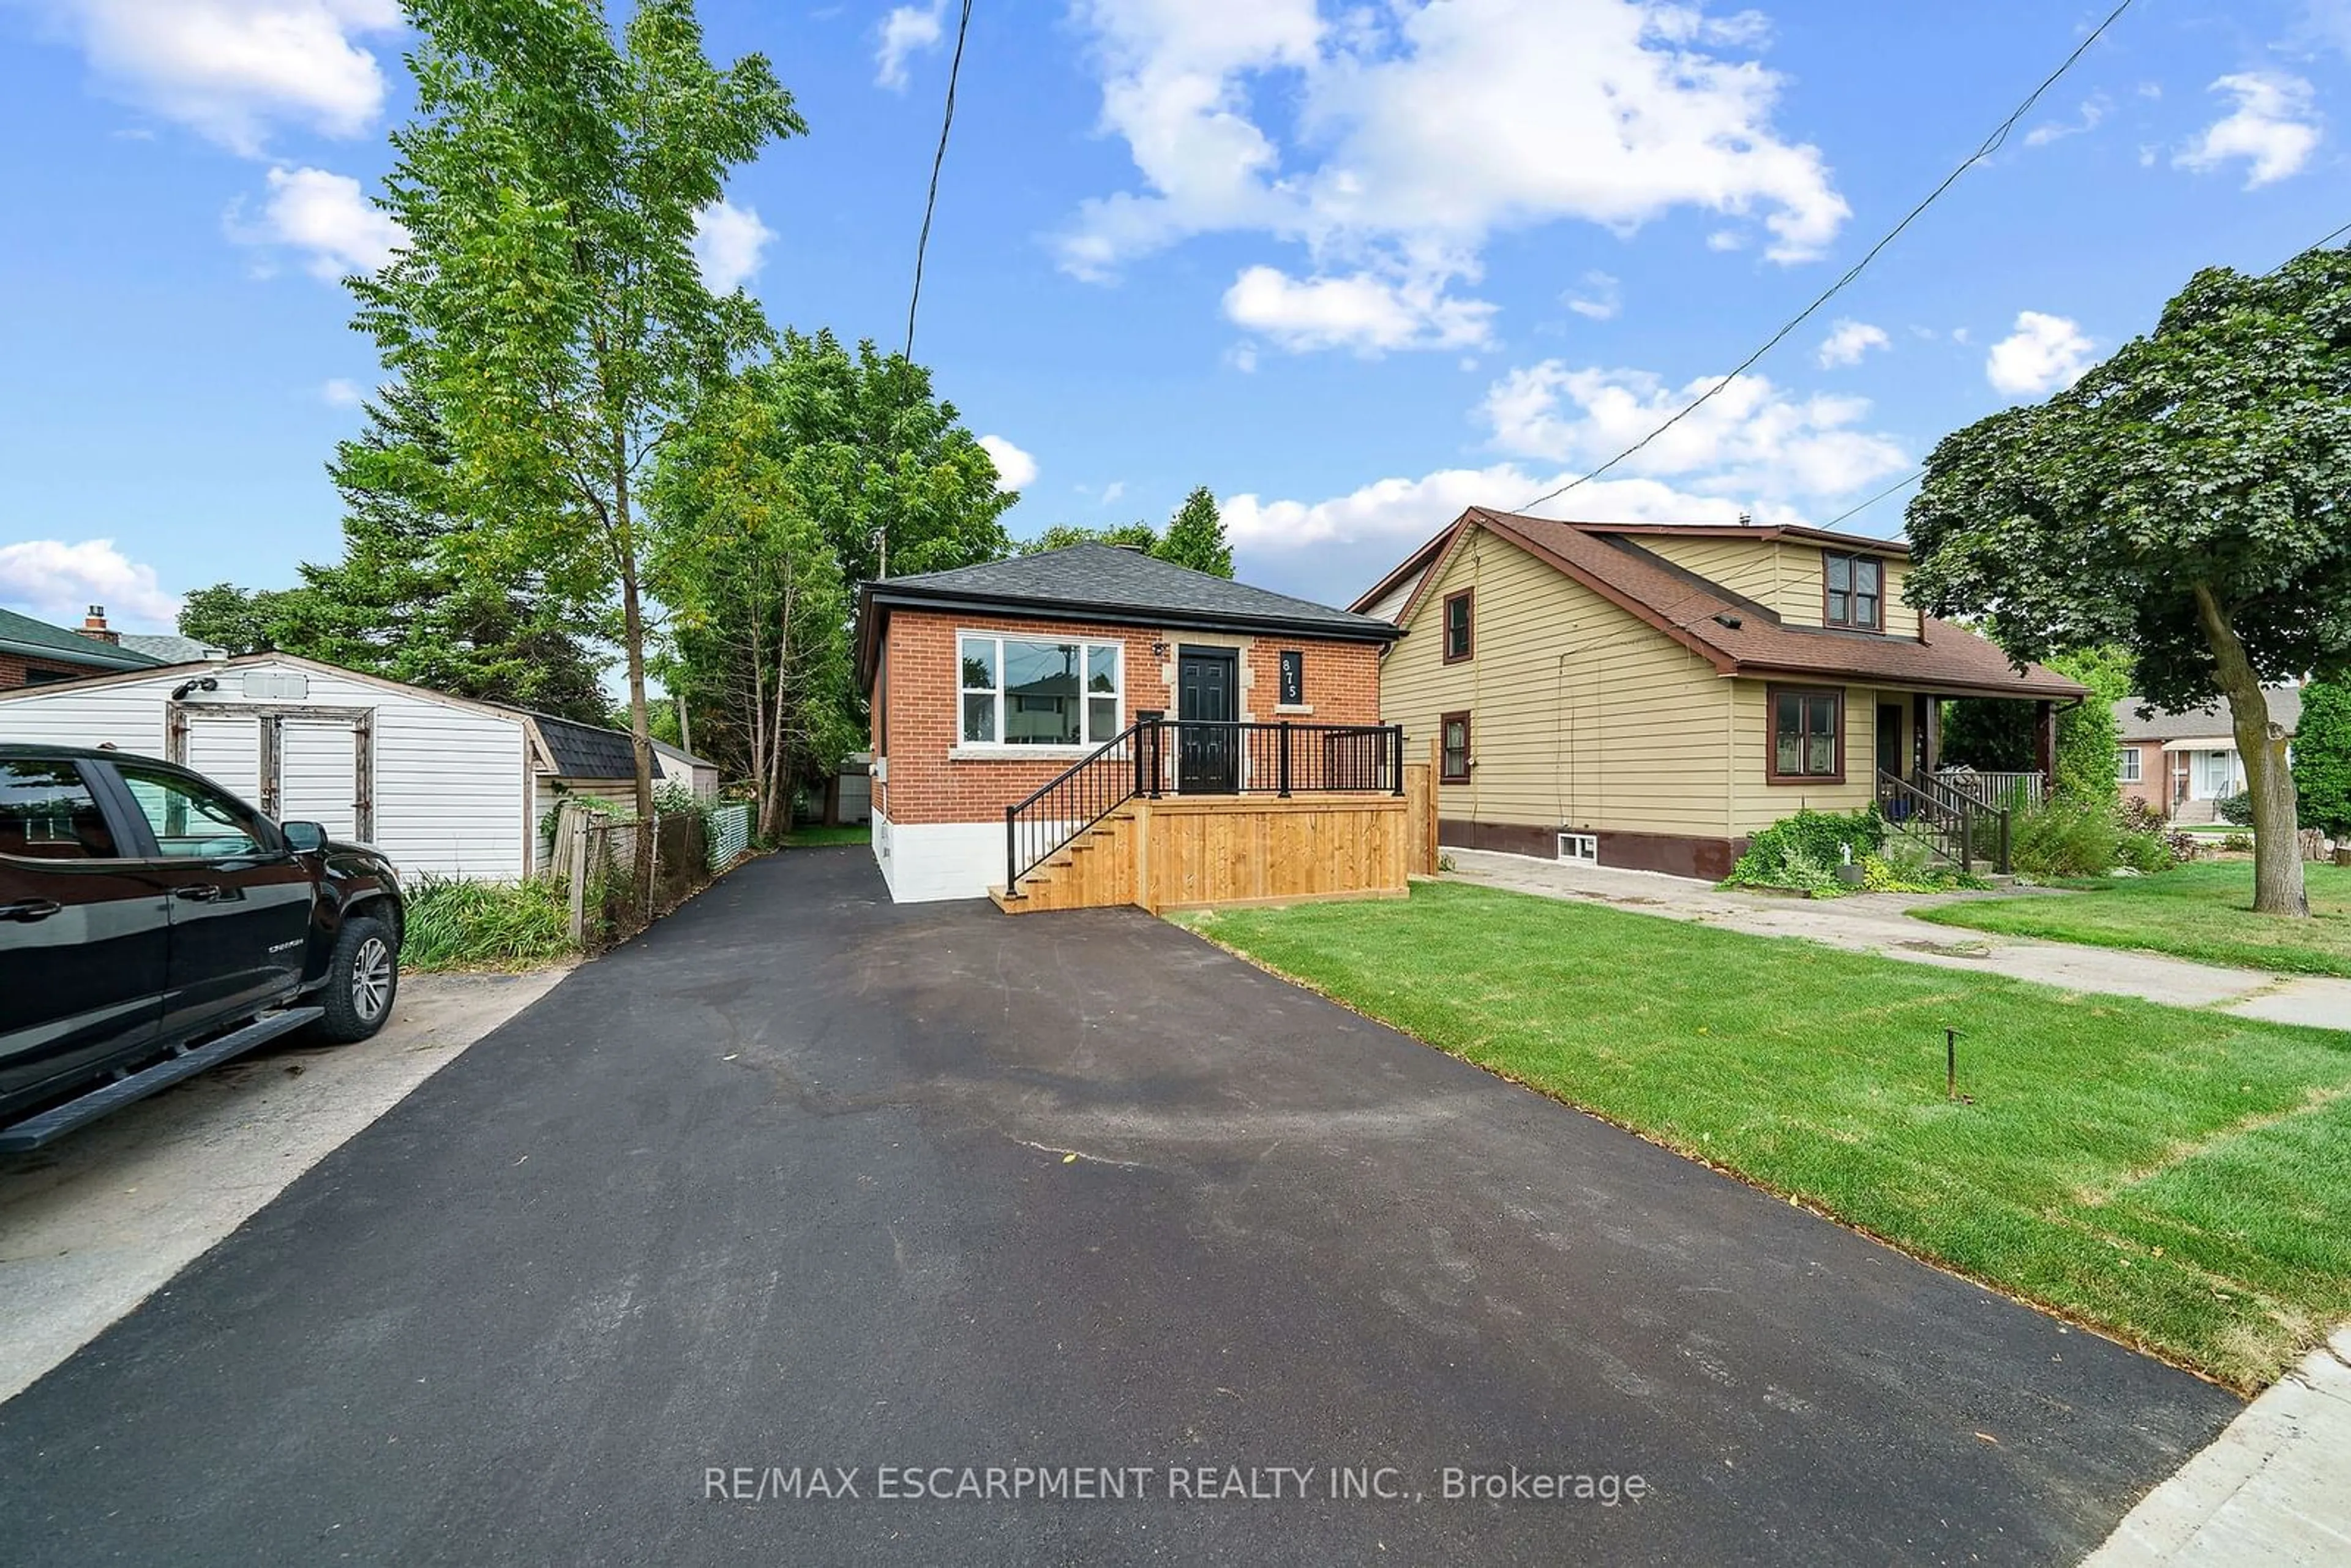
[
  {"left": 0, "top": 606, "right": 169, "bottom": 689},
  {"left": 2114, "top": 685, "right": 2302, "bottom": 823},
  {"left": 856, "top": 544, "right": 1403, "bottom": 903}
]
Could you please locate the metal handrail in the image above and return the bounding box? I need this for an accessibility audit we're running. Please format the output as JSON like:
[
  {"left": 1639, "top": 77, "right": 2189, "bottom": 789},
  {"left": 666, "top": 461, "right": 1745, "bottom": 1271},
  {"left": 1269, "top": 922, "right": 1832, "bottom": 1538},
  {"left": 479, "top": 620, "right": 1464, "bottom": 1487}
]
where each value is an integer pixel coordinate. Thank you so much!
[
  {"left": 1003, "top": 717, "right": 1408, "bottom": 896},
  {"left": 1877, "top": 768, "right": 2012, "bottom": 874}
]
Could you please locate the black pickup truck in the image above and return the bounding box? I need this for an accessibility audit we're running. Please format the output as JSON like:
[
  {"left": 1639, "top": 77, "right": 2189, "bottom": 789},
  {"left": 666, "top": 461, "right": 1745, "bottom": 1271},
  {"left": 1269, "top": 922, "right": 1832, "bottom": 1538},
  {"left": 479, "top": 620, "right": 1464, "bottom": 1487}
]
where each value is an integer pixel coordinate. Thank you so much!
[{"left": 0, "top": 744, "right": 405, "bottom": 1152}]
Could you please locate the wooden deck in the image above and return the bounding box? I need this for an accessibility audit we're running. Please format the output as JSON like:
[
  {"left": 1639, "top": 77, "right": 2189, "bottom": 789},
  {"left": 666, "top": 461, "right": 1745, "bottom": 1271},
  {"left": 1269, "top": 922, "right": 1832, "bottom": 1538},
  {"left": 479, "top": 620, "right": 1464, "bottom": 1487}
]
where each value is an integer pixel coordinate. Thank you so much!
[{"left": 992, "top": 764, "right": 1436, "bottom": 916}]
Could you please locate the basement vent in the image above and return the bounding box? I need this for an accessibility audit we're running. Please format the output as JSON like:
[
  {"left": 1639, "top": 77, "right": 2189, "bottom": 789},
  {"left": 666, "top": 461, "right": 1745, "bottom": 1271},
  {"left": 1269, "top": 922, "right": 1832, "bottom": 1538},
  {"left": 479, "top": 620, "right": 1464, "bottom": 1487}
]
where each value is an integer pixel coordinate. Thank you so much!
[{"left": 1558, "top": 832, "right": 1599, "bottom": 865}]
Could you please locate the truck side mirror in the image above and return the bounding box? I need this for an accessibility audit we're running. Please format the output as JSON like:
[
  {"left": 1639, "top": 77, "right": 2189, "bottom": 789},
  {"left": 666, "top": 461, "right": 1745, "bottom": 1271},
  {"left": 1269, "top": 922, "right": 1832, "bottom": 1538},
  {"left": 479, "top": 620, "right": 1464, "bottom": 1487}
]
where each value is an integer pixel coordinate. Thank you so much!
[{"left": 282, "top": 821, "right": 328, "bottom": 853}]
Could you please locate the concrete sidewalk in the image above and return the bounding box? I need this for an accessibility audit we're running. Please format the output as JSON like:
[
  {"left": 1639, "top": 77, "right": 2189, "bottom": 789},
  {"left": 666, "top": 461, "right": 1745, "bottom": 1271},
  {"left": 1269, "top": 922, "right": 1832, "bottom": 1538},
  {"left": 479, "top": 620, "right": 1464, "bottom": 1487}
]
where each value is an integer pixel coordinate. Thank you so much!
[
  {"left": 1444, "top": 850, "right": 2351, "bottom": 1032},
  {"left": 2083, "top": 1329, "right": 2351, "bottom": 1567}
]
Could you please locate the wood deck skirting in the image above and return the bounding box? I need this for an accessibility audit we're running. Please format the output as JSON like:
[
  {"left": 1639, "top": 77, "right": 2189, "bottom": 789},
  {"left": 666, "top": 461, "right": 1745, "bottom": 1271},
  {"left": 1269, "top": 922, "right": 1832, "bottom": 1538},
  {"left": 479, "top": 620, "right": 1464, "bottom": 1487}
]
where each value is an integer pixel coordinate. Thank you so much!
[{"left": 995, "top": 771, "right": 1434, "bottom": 915}]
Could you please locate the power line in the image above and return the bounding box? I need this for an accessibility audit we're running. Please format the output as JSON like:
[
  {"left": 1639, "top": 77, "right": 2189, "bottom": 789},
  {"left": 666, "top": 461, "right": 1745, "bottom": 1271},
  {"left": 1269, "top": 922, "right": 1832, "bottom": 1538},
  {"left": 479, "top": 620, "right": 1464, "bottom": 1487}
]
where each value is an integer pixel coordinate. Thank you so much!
[
  {"left": 1513, "top": 0, "right": 2137, "bottom": 516},
  {"left": 1817, "top": 468, "right": 1925, "bottom": 532},
  {"left": 904, "top": 0, "right": 976, "bottom": 363}
]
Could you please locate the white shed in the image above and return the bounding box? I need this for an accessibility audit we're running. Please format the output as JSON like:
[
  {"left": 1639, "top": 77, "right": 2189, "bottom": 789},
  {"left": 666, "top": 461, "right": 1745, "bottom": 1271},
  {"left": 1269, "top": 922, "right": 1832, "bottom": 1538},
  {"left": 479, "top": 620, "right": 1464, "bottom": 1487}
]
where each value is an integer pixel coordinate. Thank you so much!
[{"left": 0, "top": 653, "right": 654, "bottom": 882}]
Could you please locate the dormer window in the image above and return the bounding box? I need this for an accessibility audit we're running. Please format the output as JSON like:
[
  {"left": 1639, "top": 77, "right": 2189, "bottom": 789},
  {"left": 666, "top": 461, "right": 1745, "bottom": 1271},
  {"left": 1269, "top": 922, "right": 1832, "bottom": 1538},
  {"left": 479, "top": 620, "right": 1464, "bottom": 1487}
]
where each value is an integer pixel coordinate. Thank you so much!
[{"left": 1824, "top": 553, "right": 1883, "bottom": 631}]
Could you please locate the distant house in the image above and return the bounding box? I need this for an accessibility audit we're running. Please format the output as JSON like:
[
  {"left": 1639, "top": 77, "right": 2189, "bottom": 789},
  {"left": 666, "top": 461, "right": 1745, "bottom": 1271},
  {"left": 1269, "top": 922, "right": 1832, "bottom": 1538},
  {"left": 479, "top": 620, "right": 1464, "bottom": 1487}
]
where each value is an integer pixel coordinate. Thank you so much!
[
  {"left": 857, "top": 544, "right": 1406, "bottom": 904},
  {"left": 0, "top": 605, "right": 168, "bottom": 690},
  {"left": 651, "top": 737, "right": 721, "bottom": 801},
  {"left": 0, "top": 651, "right": 703, "bottom": 880},
  {"left": 1355, "top": 509, "right": 2087, "bottom": 878},
  {"left": 2115, "top": 686, "right": 2302, "bottom": 823}
]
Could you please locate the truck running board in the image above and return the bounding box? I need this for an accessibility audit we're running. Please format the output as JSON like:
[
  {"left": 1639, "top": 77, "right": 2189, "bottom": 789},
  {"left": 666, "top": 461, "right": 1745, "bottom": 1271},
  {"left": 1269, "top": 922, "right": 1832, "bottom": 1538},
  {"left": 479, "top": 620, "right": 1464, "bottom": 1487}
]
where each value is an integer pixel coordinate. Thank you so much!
[{"left": 0, "top": 1007, "right": 328, "bottom": 1153}]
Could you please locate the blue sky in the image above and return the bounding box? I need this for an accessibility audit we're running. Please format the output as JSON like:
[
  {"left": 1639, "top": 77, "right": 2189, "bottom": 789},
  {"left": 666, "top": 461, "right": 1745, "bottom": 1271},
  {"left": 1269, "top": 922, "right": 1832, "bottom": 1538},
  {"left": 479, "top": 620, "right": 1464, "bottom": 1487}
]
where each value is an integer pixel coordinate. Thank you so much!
[{"left": 1, "top": 0, "right": 2345, "bottom": 635}]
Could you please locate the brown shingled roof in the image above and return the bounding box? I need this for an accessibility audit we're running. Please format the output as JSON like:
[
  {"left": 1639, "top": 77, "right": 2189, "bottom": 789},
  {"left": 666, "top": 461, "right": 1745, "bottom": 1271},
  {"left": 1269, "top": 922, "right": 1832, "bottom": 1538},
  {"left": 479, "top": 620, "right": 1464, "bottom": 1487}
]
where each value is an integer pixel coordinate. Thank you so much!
[{"left": 1370, "top": 509, "right": 2087, "bottom": 702}]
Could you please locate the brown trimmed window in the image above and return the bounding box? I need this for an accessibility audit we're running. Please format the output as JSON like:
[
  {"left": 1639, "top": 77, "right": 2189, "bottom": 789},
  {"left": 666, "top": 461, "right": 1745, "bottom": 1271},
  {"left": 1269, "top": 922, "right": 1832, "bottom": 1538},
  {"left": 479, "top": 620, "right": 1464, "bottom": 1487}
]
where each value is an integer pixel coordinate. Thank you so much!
[
  {"left": 1769, "top": 686, "right": 1843, "bottom": 782},
  {"left": 1439, "top": 711, "right": 1472, "bottom": 782},
  {"left": 1442, "top": 588, "right": 1474, "bottom": 662},
  {"left": 1823, "top": 552, "right": 1883, "bottom": 630}
]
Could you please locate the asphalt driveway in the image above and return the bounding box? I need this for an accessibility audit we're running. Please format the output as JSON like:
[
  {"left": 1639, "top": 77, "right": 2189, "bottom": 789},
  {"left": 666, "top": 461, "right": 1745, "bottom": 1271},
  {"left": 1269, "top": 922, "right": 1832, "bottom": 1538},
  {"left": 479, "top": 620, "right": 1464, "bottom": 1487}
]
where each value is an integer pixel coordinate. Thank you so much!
[{"left": 0, "top": 849, "right": 2237, "bottom": 1564}]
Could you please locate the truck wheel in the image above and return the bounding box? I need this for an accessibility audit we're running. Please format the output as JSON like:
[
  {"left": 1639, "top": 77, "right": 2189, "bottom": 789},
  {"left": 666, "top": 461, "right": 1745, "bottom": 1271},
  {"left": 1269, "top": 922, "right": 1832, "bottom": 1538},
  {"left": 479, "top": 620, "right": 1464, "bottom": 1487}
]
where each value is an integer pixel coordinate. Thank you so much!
[{"left": 313, "top": 915, "right": 399, "bottom": 1043}]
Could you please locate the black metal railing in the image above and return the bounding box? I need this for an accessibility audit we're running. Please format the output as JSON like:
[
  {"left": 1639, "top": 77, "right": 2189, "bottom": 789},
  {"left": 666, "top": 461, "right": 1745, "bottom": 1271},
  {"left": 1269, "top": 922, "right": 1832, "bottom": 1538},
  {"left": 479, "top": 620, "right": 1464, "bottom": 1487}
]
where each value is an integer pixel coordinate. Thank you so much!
[
  {"left": 1004, "top": 718, "right": 1406, "bottom": 895},
  {"left": 1876, "top": 768, "right": 2011, "bottom": 874}
]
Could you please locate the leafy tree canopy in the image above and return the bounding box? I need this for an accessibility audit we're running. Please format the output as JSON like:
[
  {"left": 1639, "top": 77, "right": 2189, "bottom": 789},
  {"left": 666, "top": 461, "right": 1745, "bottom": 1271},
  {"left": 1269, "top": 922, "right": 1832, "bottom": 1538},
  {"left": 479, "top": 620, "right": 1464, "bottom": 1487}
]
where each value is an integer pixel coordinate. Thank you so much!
[
  {"left": 751, "top": 328, "right": 1013, "bottom": 585},
  {"left": 1016, "top": 486, "right": 1235, "bottom": 578},
  {"left": 352, "top": 0, "right": 803, "bottom": 893},
  {"left": 1906, "top": 247, "right": 2351, "bottom": 913}
]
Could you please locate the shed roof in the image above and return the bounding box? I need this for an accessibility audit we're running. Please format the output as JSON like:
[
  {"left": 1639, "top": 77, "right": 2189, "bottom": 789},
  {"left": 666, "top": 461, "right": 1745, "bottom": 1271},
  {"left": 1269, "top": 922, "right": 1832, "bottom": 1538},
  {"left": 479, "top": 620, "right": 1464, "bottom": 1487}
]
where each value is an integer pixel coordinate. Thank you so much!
[
  {"left": 0, "top": 607, "right": 167, "bottom": 673},
  {"left": 2113, "top": 686, "right": 2302, "bottom": 742},
  {"left": 857, "top": 543, "right": 1401, "bottom": 683},
  {"left": 528, "top": 712, "right": 640, "bottom": 780}
]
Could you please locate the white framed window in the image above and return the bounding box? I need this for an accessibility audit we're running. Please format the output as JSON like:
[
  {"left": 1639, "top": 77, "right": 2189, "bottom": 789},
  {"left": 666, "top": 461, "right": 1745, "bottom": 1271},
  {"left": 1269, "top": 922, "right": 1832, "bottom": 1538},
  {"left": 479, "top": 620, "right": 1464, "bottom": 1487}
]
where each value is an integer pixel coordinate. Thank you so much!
[
  {"left": 2119, "top": 748, "right": 2142, "bottom": 783},
  {"left": 1558, "top": 831, "right": 1599, "bottom": 864},
  {"left": 958, "top": 633, "right": 1123, "bottom": 748}
]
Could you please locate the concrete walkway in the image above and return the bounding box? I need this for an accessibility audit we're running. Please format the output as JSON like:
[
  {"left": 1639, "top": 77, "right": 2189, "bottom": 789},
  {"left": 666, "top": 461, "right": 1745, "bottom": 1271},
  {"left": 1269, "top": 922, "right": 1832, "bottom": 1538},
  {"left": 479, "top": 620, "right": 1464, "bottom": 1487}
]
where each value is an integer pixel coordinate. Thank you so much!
[
  {"left": 1444, "top": 850, "right": 2351, "bottom": 1032},
  {"left": 2083, "top": 1329, "right": 2351, "bottom": 1567}
]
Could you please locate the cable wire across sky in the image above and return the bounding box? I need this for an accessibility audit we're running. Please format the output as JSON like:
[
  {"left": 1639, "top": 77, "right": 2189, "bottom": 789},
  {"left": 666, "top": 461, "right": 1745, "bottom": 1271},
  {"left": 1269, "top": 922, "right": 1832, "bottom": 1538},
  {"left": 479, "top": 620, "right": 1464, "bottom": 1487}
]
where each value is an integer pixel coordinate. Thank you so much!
[
  {"left": 1511, "top": 0, "right": 2139, "bottom": 517},
  {"left": 904, "top": 0, "right": 977, "bottom": 364}
]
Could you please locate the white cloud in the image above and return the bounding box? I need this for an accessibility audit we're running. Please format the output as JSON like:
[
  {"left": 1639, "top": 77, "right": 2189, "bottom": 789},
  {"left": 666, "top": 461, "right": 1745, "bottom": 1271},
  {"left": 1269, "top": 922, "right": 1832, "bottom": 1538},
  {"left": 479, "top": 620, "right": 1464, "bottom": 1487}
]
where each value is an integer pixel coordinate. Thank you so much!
[
  {"left": 319, "top": 377, "right": 364, "bottom": 407},
  {"left": 1062, "top": 0, "right": 1847, "bottom": 353},
  {"left": 0, "top": 539, "right": 182, "bottom": 631},
  {"left": 232, "top": 164, "right": 405, "bottom": 279},
  {"left": 1223, "top": 463, "right": 1824, "bottom": 603},
  {"left": 691, "top": 199, "right": 774, "bottom": 293},
  {"left": 57, "top": 0, "right": 402, "bottom": 156},
  {"left": 975, "top": 435, "right": 1037, "bottom": 491},
  {"left": 1226, "top": 342, "right": 1260, "bottom": 373},
  {"left": 1985, "top": 311, "right": 2096, "bottom": 398},
  {"left": 876, "top": 4, "right": 944, "bottom": 90},
  {"left": 1479, "top": 361, "right": 1911, "bottom": 498},
  {"left": 1222, "top": 264, "right": 1496, "bottom": 353},
  {"left": 1100, "top": 481, "right": 1128, "bottom": 506},
  {"left": 1564, "top": 270, "right": 1621, "bottom": 321},
  {"left": 1815, "top": 318, "right": 1889, "bottom": 369},
  {"left": 2176, "top": 73, "right": 2322, "bottom": 188},
  {"left": 2023, "top": 94, "right": 2109, "bottom": 148}
]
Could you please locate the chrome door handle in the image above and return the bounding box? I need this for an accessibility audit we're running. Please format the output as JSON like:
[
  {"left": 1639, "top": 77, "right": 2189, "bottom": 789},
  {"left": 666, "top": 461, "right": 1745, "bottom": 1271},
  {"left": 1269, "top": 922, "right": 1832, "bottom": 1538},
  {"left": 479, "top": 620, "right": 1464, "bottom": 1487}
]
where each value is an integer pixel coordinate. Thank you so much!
[
  {"left": 173, "top": 884, "right": 223, "bottom": 903},
  {"left": 0, "top": 898, "right": 61, "bottom": 922}
]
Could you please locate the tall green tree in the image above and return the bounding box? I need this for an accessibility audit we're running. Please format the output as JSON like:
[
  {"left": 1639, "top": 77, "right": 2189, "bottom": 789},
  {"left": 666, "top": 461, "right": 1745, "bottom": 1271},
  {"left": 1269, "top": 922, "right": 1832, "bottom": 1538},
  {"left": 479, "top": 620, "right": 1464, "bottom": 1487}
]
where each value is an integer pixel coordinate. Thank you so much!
[
  {"left": 1019, "top": 522, "right": 1159, "bottom": 554},
  {"left": 1907, "top": 247, "right": 2351, "bottom": 915},
  {"left": 350, "top": 0, "right": 803, "bottom": 899},
  {"left": 178, "top": 582, "right": 307, "bottom": 655},
  {"left": 751, "top": 329, "right": 1013, "bottom": 585},
  {"left": 2297, "top": 678, "right": 2351, "bottom": 839},
  {"left": 1157, "top": 485, "right": 1233, "bottom": 576},
  {"left": 293, "top": 380, "right": 610, "bottom": 721},
  {"left": 650, "top": 372, "right": 858, "bottom": 838}
]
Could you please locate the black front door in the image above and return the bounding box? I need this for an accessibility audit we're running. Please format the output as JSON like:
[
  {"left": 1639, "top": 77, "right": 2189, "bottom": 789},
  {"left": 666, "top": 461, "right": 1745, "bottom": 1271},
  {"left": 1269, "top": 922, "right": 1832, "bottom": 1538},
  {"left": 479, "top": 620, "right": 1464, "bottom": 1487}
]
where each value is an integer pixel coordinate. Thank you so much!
[
  {"left": 1177, "top": 646, "right": 1239, "bottom": 793},
  {"left": 1876, "top": 702, "right": 1905, "bottom": 781}
]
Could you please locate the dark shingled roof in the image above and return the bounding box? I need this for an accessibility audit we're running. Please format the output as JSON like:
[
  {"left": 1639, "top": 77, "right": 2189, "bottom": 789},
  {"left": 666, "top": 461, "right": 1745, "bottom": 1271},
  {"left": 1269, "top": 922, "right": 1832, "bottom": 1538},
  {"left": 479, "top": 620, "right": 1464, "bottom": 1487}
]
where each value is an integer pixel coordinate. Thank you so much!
[
  {"left": 2113, "top": 686, "right": 2302, "bottom": 741},
  {"left": 0, "top": 607, "right": 167, "bottom": 673},
  {"left": 531, "top": 713, "right": 639, "bottom": 780},
  {"left": 1365, "top": 509, "right": 2088, "bottom": 702},
  {"left": 857, "top": 544, "right": 1400, "bottom": 681}
]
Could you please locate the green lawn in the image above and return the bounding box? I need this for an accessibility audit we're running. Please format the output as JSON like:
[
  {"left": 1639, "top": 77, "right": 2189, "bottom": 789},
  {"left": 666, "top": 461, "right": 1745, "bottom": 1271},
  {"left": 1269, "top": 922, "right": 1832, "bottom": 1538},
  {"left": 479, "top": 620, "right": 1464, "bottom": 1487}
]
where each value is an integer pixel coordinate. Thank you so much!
[
  {"left": 778, "top": 824, "right": 871, "bottom": 848},
  {"left": 1915, "top": 861, "right": 2351, "bottom": 978},
  {"left": 1175, "top": 882, "right": 2351, "bottom": 1390}
]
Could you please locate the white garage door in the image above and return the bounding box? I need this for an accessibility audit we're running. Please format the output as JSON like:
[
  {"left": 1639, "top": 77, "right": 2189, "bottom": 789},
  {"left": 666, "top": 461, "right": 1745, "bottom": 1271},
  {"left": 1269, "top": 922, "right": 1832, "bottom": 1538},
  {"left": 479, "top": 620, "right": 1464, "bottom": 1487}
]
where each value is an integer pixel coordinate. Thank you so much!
[
  {"left": 279, "top": 718, "right": 360, "bottom": 839},
  {"left": 183, "top": 715, "right": 263, "bottom": 803}
]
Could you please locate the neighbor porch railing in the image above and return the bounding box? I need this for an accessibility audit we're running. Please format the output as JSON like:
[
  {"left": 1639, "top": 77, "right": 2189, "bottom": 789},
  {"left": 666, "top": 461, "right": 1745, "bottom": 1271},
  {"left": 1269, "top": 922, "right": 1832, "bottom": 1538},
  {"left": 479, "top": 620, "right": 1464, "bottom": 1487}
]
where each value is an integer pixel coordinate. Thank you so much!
[
  {"left": 1004, "top": 717, "right": 1406, "bottom": 895},
  {"left": 1876, "top": 769, "right": 2012, "bottom": 874}
]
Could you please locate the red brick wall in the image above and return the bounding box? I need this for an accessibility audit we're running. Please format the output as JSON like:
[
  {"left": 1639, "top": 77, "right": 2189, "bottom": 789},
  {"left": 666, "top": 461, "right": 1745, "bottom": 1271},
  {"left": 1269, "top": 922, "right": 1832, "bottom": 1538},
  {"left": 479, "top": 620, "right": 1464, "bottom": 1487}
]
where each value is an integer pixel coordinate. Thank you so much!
[
  {"left": 0, "top": 654, "right": 98, "bottom": 691},
  {"left": 873, "top": 607, "right": 1384, "bottom": 825},
  {"left": 2120, "top": 740, "right": 2166, "bottom": 816}
]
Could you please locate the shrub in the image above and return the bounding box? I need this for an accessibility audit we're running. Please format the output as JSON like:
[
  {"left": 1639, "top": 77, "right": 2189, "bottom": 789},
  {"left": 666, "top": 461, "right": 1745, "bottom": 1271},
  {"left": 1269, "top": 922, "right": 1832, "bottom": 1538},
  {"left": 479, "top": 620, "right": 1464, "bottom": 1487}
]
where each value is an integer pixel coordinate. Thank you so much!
[
  {"left": 2117, "top": 823, "right": 2175, "bottom": 874},
  {"left": 402, "top": 875, "right": 576, "bottom": 970},
  {"left": 2009, "top": 797, "right": 2123, "bottom": 879},
  {"left": 1723, "top": 809, "right": 1886, "bottom": 894},
  {"left": 2221, "top": 831, "right": 2255, "bottom": 854},
  {"left": 2216, "top": 791, "right": 2254, "bottom": 827}
]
